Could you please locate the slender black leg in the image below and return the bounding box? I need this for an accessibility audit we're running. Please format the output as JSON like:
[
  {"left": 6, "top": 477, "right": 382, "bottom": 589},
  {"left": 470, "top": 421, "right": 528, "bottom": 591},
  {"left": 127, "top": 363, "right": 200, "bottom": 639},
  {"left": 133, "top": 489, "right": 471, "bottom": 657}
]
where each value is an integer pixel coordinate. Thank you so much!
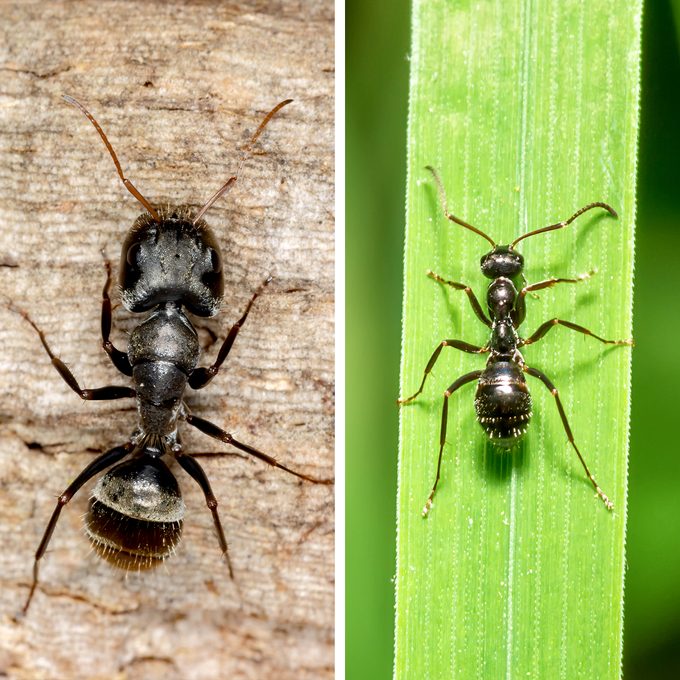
[
  {"left": 422, "top": 370, "right": 482, "bottom": 518},
  {"left": 10, "top": 304, "right": 135, "bottom": 400},
  {"left": 398, "top": 340, "right": 487, "bottom": 405},
  {"left": 427, "top": 270, "right": 491, "bottom": 327},
  {"left": 101, "top": 255, "right": 132, "bottom": 376},
  {"left": 175, "top": 452, "right": 234, "bottom": 579},
  {"left": 186, "top": 414, "right": 333, "bottom": 484},
  {"left": 21, "top": 443, "right": 133, "bottom": 615},
  {"left": 519, "top": 270, "right": 595, "bottom": 300},
  {"left": 524, "top": 365, "right": 613, "bottom": 510},
  {"left": 520, "top": 318, "right": 634, "bottom": 348},
  {"left": 189, "top": 277, "right": 271, "bottom": 390}
]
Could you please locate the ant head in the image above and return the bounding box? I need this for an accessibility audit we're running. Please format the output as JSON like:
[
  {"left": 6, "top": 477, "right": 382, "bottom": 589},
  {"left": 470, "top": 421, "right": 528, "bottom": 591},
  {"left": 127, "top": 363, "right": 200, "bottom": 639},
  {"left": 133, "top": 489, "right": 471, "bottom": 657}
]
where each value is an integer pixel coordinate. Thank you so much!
[
  {"left": 425, "top": 167, "right": 618, "bottom": 284},
  {"left": 63, "top": 95, "right": 293, "bottom": 316},
  {"left": 120, "top": 207, "right": 224, "bottom": 316},
  {"left": 480, "top": 245, "right": 524, "bottom": 280}
]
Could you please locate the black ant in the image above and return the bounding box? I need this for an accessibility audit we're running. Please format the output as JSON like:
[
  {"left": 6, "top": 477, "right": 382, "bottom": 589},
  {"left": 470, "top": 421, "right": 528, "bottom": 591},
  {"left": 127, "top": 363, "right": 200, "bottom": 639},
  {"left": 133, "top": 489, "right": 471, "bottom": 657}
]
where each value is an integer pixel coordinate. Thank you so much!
[
  {"left": 399, "top": 166, "right": 632, "bottom": 518},
  {"left": 12, "top": 96, "right": 331, "bottom": 615}
]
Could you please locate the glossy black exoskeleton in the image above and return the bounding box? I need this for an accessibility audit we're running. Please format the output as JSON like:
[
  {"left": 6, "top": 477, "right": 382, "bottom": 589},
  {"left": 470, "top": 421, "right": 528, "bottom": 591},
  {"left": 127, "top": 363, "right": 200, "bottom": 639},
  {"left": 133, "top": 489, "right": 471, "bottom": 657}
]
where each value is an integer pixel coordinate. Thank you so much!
[
  {"left": 14, "top": 96, "right": 331, "bottom": 614},
  {"left": 399, "top": 166, "right": 633, "bottom": 517}
]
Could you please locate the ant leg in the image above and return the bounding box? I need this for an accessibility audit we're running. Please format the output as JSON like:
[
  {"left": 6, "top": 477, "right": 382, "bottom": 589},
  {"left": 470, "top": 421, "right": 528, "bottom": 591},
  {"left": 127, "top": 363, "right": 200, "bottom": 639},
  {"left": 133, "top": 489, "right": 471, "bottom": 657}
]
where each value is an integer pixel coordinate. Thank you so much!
[
  {"left": 422, "top": 370, "right": 482, "bottom": 518},
  {"left": 186, "top": 413, "right": 333, "bottom": 484},
  {"left": 100, "top": 255, "right": 132, "bottom": 376},
  {"left": 520, "top": 270, "right": 596, "bottom": 300},
  {"left": 520, "top": 318, "right": 633, "bottom": 348},
  {"left": 523, "top": 365, "right": 613, "bottom": 510},
  {"left": 398, "top": 340, "right": 487, "bottom": 405},
  {"left": 427, "top": 270, "right": 491, "bottom": 327},
  {"left": 189, "top": 277, "right": 271, "bottom": 390},
  {"left": 175, "top": 452, "right": 234, "bottom": 579},
  {"left": 9, "top": 304, "right": 135, "bottom": 400},
  {"left": 21, "top": 443, "right": 133, "bottom": 615}
]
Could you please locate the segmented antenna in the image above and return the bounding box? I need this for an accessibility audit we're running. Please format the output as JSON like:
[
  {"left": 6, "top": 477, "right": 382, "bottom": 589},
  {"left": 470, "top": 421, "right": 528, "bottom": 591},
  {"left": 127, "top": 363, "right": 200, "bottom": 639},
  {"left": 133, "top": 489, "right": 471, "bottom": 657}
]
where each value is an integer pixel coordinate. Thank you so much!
[
  {"left": 426, "top": 166, "right": 496, "bottom": 248},
  {"left": 192, "top": 99, "right": 293, "bottom": 225},
  {"left": 511, "top": 202, "right": 618, "bottom": 249},
  {"left": 63, "top": 95, "right": 161, "bottom": 222}
]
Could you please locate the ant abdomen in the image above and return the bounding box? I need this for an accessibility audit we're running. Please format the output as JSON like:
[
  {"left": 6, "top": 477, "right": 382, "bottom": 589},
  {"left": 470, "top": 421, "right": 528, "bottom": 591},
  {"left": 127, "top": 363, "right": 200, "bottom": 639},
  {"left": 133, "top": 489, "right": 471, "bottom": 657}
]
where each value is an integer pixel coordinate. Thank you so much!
[
  {"left": 474, "top": 361, "right": 532, "bottom": 446},
  {"left": 86, "top": 456, "right": 185, "bottom": 569}
]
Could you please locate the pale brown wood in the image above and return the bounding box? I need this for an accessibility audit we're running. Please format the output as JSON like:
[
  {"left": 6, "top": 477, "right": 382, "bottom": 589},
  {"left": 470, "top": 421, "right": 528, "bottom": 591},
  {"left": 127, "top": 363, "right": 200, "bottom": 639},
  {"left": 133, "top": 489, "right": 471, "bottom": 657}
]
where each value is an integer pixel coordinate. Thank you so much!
[{"left": 0, "top": 1, "right": 334, "bottom": 678}]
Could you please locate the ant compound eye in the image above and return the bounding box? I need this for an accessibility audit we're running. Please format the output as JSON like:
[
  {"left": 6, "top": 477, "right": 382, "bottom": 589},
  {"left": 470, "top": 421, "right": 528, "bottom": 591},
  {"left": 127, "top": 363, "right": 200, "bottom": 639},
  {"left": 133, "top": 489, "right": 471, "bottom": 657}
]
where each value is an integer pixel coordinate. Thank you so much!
[
  {"left": 126, "top": 242, "right": 141, "bottom": 267},
  {"left": 201, "top": 269, "right": 219, "bottom": 290},
  {"left": 209, "top": 247, "right": 222, "bottom": 274}
]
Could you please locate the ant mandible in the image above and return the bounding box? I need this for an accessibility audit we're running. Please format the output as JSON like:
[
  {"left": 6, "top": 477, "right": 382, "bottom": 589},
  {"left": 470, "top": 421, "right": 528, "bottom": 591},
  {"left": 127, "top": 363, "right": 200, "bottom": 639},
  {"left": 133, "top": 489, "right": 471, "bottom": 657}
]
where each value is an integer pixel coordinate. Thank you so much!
[{"left": 399, "top": 166, "right": 632, "bottom": 518}]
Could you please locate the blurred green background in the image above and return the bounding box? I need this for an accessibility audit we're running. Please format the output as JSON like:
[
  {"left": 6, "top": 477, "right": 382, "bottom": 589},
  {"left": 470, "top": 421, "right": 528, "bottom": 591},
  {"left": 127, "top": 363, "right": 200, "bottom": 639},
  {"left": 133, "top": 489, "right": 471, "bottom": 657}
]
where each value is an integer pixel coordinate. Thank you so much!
[{"left": 347, "top": 0, "right": 680, "bottom": 678}]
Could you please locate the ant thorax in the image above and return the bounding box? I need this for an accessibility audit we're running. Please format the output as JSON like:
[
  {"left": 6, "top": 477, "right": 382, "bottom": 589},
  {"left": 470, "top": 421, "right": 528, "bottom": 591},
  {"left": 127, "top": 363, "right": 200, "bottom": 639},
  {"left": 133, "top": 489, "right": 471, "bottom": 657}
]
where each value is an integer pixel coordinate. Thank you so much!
[
  {"left": 128, "top": 303, "right": 199, "bottom": 438},
  {"left": 488, "top": 319, "right": 519, "bottom": 358},
  {"left": 486, "top": 276, "right": 518, "bottom": 319}
]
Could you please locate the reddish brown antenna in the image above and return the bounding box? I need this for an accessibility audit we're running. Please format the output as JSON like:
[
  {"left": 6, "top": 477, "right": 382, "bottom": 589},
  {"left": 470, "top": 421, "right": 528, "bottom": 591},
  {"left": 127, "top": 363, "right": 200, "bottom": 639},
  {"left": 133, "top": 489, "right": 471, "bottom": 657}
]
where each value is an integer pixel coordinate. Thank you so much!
[
  {"left": 426, "top": 166, "right": 496, "bottom": 248},
  {"left": 63, "top": 95, "right": 161, "bottom": 222},
  {"left": 192, "top": 98, "right": 293, "bottom": 225},
  {"left": 510, "top": 202, "right": 618, "bottom": 249}
]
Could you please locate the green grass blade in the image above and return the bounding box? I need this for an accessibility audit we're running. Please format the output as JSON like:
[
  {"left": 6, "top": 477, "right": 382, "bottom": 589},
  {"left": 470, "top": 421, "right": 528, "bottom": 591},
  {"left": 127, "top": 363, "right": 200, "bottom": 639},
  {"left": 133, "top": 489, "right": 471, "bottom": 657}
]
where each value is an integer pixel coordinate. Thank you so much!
[{"left": 395, "top": 2, "right": 642, "bottom": 678}]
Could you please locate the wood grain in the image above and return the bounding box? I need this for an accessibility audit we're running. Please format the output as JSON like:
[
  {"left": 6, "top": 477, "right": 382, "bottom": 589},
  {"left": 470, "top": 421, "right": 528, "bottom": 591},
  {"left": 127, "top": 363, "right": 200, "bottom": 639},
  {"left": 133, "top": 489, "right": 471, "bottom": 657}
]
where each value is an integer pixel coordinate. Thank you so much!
[{"left": 0, "top": 1, "right": 334, "bottom": 678}]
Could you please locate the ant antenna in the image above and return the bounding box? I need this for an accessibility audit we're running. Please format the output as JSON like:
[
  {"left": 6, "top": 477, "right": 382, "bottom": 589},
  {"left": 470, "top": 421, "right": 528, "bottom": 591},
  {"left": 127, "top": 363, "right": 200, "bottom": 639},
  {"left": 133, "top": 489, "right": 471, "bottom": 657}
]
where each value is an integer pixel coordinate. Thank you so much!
[
  {"left": 426, "top": 166, "right": 496, "bottom": 248},
  {"left": 192, "top": 99, "right": 293, "bottom": 225},
  {"left": 63, "top": 95, "right": 161, "bottom": 223},
  {"left": 511, "top": 202, "right": 618, "bottom": 249}
]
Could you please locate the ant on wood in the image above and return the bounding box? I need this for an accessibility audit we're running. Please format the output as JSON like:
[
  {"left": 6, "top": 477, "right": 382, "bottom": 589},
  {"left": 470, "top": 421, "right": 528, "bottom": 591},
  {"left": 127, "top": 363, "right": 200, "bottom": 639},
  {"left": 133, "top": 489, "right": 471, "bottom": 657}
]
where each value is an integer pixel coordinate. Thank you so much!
[
  {"left": 399, "top": 166, "right": 632, "bottom": 517},
  {"left": 11, "top": 96, "right": 331, "bottom": 615}
]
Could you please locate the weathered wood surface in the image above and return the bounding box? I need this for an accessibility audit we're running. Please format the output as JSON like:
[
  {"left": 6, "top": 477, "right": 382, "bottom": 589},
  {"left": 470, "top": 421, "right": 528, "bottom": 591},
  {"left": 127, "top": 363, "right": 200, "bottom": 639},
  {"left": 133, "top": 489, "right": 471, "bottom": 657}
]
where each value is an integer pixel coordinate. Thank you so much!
[{"left": 0, "top": 1, "right": 334, "bottom": 678}]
